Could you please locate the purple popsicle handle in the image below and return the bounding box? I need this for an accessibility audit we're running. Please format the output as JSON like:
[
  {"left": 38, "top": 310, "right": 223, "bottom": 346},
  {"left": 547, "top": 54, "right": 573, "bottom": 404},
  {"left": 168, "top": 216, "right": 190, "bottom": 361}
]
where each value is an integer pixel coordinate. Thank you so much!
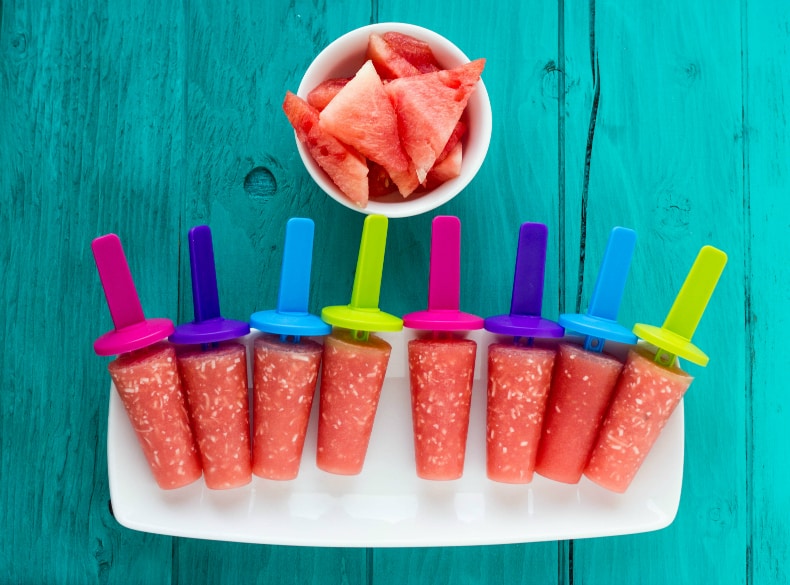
[
  {"left": 92, "top": 234, "right": 146, "bottom": 330},
  {"left": 188, "top": 225, "right": 221, "bottom": 322},
  {"left": 510, "top": 222, "right": 548, "bottom": 317},
  {"left": 427, "top": 216, "right": 461, "bottom": 312}
]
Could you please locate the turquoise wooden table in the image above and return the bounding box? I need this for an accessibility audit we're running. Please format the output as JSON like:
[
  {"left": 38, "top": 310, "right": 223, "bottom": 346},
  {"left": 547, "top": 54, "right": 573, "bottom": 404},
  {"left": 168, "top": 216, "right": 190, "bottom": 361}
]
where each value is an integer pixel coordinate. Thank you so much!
[{"left": 2, "top": 0, "right": 789, "bottom": 582}]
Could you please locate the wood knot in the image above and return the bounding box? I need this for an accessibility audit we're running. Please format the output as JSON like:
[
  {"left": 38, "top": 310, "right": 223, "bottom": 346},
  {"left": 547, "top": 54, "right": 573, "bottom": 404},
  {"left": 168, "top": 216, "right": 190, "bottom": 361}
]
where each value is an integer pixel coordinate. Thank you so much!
[{"left": 244, "top": 166, "right": 277, "bottom": 202}]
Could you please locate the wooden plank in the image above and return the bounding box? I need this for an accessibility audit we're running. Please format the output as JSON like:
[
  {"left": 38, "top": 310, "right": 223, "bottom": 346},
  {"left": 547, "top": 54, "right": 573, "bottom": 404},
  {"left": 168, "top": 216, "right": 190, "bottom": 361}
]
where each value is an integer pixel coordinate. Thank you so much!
[
  {"left": 563, "top": 1, "right": 747, "bottom": 583},
  {"left": 0, "top": 0, "right": 185, "bottom": 582},
  {"left": 369, "top": 2, "right": 562, "bottom": 583},
  {"left": 744, "top": 1, "right": 790, "bottom": 583},
  {"left": 173, "top": 2, "right": 372, "bottom": 582}
]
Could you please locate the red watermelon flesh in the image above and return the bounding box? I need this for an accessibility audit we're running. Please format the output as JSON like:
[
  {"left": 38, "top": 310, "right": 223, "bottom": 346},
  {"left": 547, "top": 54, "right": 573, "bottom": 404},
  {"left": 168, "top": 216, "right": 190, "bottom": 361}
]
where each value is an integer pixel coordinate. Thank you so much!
[
  {"left": 423, "top": 142, "right": 462, "bottom": 189},
  {"left": 283, "top": 91, "right": 370, "bottom": 207},
  {"left": 435, "top": 120, "right": 467, "bottom": 165},
  {"left": 368, "top": 161, "right": 396, "bottom": 199},
  {"left": 307, "top": 77, "right": 351, "bottom": 111},
  {"left": 382, "top": 32, "right": 442, "bottom": 73},
  {"left": 385, "top": 59, "right": 485, "bottom": 183},
  {"left": 320, "top": 60, "right": 419, "bottom": 197},
  {"left": 367, "top": 33, "right": 421, "bottom": 80}
]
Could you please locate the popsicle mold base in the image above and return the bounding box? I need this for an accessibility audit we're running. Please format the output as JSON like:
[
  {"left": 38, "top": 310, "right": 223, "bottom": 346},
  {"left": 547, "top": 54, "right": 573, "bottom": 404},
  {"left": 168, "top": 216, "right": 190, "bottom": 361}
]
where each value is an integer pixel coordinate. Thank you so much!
[{"left": 107, "top": 330, "right": 684, "bottom": 547}]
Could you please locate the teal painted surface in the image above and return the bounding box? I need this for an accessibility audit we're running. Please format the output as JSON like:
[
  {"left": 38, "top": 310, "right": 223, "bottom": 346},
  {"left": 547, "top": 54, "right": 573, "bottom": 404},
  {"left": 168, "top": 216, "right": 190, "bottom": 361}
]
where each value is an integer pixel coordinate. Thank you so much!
[{"left": 1, "top": 0, "right": 788, "bottom": 583}]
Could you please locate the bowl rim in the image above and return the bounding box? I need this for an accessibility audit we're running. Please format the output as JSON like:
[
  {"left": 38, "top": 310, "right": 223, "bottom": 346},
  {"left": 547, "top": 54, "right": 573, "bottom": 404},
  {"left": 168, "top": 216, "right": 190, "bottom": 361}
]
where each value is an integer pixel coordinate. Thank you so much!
[{"left": 294, "top": 22, "right": 492, "bottom": 219}]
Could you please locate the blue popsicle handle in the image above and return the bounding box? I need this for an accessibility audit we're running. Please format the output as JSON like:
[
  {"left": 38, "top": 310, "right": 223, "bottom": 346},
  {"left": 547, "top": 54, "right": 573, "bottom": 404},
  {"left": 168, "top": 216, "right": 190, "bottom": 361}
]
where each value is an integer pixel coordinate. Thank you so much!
[
  {"left": 276, "top": 218, "right": 315, "bottom": 315},
  {"left": 189, "top": 225, "right": 222, "bottom": 323},
  {"left": 586, "top": 226, "right": 637, "bottom": 321}
]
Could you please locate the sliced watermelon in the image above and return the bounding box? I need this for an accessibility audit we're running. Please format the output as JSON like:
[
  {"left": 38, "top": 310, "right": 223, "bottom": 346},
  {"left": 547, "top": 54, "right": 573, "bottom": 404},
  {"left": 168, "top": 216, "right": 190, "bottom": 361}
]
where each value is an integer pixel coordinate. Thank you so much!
[
  {"left": 306, "top": 77, "right": 351, "bottom": 111},
  {"left": 283, "top": 91, "right": 370, "bottom": 207},
  {"left": 385, "top": 59, "right": 485, "bottom": 183},
  {"left": 319, "top": 60, "right": 419, "bottom": 197},
  {"left": 366, "top": 33, "right": 421, "bottom": 79},
  {"left": 435, "top": 120, "right": 467, "bottom": 166},
  {"left": 368, "top": 161, "right": 396, "bottom": 198},
  {"left": 423, "top": 142, "right": 462, "bottom": 189},
  {"left": 383, "top": 32, "right": 442, "bottom": 74}
]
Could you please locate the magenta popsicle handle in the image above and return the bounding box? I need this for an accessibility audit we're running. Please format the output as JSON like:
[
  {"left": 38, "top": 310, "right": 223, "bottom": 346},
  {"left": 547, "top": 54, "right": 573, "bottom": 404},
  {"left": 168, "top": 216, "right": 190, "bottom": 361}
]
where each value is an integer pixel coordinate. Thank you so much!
[
  {"left": 92, "top": 234, "right": 146, "bottom": 330},
  {"left": 427, "top": 216, "right": 461, "bottom": 312}
]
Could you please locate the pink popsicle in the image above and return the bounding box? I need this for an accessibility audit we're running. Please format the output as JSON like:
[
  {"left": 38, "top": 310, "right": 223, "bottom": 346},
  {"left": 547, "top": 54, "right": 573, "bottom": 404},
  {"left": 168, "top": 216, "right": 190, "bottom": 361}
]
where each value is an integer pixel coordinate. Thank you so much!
[
  {"left": 408, "top": 337, "right": 477, "bottom": 480},
  {"left": 403, "top": 216, "right": 483, "bottom": 480},
  {"left": 108, "top": 342, "right": 203, "bottom": 489},
  {"left": 92, "top": 234, "right": 202, "bottom": 490}
]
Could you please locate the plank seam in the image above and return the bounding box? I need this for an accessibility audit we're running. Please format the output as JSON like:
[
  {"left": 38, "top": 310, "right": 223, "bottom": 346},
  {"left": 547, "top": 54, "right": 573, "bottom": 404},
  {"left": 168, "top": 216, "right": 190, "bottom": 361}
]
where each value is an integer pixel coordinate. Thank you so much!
[
  {"left": 575, "top": 0, "right": 600, "bottom": 314},
  {"left": 740, "top": 0, "right": 754, "bottom": 583}
]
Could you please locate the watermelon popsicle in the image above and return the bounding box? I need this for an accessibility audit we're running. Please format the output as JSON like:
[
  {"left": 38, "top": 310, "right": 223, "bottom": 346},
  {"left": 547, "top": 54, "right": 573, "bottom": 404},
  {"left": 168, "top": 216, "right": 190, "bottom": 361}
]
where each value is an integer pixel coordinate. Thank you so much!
[
  {"left": 483, "top": 222, "right": 565, "bottom": 483},
  {"left": 249, "top": 218, "right": 331, "bottom": 480},
  {"left": 92, "top": 234, "right": 202, "bottom": 490},
  {"left": 585, "top": 245, "right": 727, "bottom": 492},
  {"left": 169, "top": 225, "right": 252, "bottom": 490},
  {"left": 403, "top": 216, "right": 483, "bottom": 480},
  {"left": 535, "top": 227, "right": 639, "bottom": 484},
  {"left": 318, "top": 214, "right": 403, "bottom": 475}
]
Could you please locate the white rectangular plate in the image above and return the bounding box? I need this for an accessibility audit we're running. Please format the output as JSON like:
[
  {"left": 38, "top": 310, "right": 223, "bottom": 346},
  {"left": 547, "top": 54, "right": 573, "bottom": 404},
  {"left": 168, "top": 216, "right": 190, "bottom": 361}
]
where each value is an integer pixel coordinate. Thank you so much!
[{"left": 107, "top": 330, "right": 683, "bottom": 547}]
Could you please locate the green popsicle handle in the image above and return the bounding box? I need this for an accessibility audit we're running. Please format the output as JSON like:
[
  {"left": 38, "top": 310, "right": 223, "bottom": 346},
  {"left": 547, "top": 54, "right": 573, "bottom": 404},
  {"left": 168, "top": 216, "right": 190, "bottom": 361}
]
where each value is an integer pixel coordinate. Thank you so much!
[
  {"left": 662, "top": 245, "right": 728, "bottom": 341},
  {"left": 633, "top": 245, "right": 727, "bottom": 367},
  {"left": 321, "top": 214, "right": 403, "bottom": 336},
  {"left": 350, "top": 214, "right": 387, "bottom": 311}
]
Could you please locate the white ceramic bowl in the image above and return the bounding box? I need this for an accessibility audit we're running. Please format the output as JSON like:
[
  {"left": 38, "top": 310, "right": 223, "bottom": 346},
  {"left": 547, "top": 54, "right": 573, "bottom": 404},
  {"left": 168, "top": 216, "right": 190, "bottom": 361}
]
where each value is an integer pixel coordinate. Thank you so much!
[{"left": 295, "top": 22, "right": 492, "bottom": 218}]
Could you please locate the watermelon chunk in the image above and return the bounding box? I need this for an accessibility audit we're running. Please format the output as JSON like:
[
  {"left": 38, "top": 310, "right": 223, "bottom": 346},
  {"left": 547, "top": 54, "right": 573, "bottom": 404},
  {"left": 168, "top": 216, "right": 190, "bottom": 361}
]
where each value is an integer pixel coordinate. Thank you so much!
[
  {"left": 408, "top": 338, "right": 477, "bottom": 480},
  {"left": 383, "top": 32, "right": 442, "bottom": 74},
  {"left": 319, "top": 60, "right": 419, "bottom": 197},
  {"left": 368, "top": 161, "right": 396, "bottom": 199},
  {"left": 423, "top": 142, "right": 462, "bottom": 189},
  {"left": 306, "top": 77, "right": 351, "bottom": 111},
  {"left": 385, "top": 59, "right": 485, "bottom": 182},
  {"left": 366, "top": 33, "right": 421, "bottom": 79},
  {"left": 283, "top": 91, "right": 370, "bottom": 207}
]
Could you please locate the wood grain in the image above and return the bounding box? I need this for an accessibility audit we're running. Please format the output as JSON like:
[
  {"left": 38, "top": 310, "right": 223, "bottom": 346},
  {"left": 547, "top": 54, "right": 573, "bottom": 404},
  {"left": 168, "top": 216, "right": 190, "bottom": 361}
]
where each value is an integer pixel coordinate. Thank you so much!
[
  {"left": 745, "top": 1, "right": 790, "bottom": 583},
  {"left": 1, "top": 0, "right": 185, "bottom": 582}
]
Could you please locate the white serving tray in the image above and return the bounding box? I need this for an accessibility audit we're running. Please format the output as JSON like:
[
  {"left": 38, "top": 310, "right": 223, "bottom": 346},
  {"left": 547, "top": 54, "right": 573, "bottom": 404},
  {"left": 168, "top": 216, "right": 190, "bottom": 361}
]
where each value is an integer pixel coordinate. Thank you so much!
[{"left": 107, "top": 330, "right": 683, "bottom": 547}]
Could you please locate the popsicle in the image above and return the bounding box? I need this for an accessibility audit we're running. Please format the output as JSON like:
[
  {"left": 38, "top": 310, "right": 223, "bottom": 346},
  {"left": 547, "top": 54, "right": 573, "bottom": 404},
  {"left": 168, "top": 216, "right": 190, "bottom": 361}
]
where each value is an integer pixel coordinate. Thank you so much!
[
  {"left": 585, "top": 245, "right": 727, "bottom": 492},
  {"left": 483, "top": 222, "right": 565, "bottom": 483},
  {"left": 403, "top": 216, "right": 483, "bottom": 480},
  {"left": 534, "top": 227, "right": 638, "bottom": 484},
  {"left": 169, "top": 225, "right": 252, "bottom": 490},
  {"left": 317, "top": 214, "right": 403, "bottom": 475},
  {"left": 249, "top": 217, "right": 331, "bottom": 480},
  {"left": 92, "top": 234, "right": 202, "bottom": 490}
]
